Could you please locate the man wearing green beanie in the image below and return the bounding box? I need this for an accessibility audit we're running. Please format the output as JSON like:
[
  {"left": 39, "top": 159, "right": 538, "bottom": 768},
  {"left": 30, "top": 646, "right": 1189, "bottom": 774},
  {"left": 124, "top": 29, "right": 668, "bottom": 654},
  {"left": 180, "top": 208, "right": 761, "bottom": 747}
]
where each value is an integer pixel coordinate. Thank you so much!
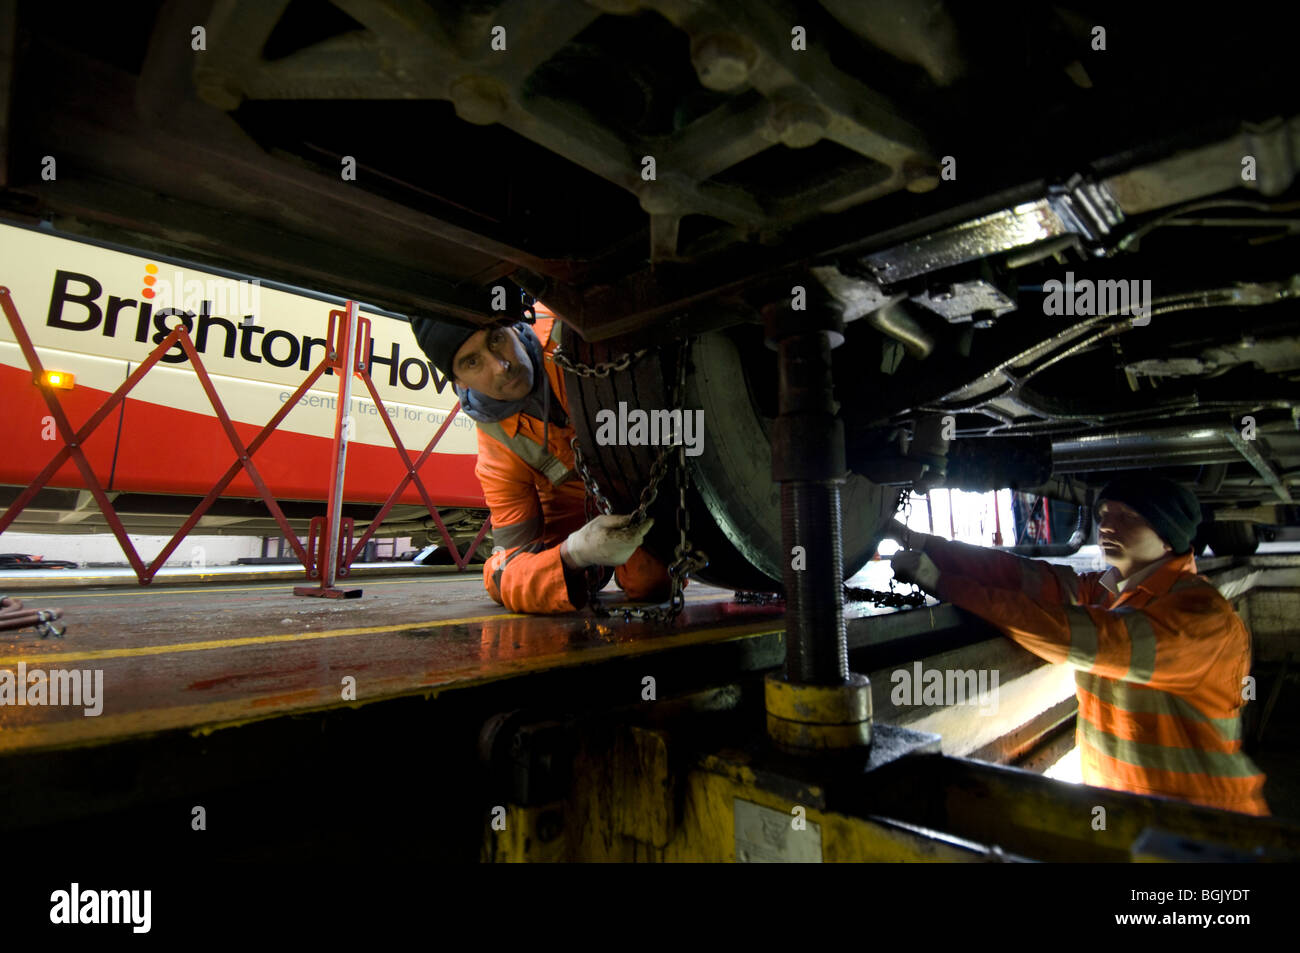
[{"left": 884, "top": 473, "right": 1268, "bottom": 816}]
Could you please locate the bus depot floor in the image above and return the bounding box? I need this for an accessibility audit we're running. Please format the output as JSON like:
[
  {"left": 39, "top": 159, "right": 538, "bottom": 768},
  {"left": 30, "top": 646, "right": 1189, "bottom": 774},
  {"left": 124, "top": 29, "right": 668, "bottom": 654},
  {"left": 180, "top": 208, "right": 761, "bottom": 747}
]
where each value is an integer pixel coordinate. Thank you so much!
[
  {"left": 0, "top": 563, "right": 805, "bottom": 859},
  {"left": 2, "top": 551, "right": 1298, "bottom": 861},
  {"left": 0, "top": 564, "right": 796, "bottom": 754}
]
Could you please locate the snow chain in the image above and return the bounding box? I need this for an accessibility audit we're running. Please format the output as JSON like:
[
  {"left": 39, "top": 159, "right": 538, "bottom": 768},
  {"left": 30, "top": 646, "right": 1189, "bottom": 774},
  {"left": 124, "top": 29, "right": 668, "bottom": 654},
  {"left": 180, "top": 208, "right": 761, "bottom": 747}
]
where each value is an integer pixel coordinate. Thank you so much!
[
  {"left": 561, "top": 339, "right": 707, "bottom": 623},
  {"left": 561, "top": 345, "right": 924, "bottom": 617},
  {"left": 734, "top": 488, "right": 928, "bottom": 610},
  {"left": 552, "top": 345, "right": 648, "bottom": 379}
]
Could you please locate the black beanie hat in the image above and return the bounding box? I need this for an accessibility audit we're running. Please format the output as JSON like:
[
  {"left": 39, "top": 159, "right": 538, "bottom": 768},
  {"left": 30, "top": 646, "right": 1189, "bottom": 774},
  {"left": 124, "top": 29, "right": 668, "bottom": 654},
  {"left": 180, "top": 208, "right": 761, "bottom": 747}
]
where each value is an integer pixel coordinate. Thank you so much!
[
  {"left": 1097, "top": 475, "right": 1203, "bottom": 554},
  {"left": 411, "top": 315, "right": 482, "bottom": 381}
]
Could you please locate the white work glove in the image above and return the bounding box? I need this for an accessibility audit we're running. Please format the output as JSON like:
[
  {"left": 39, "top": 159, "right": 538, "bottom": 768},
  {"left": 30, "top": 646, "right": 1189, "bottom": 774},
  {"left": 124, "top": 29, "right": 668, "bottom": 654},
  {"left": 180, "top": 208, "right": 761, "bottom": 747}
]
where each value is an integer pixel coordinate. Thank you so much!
[
  {"left": 888, "top": 549, "right": 942, "bottom": 594},
  {"left": 562, "top": 514, "right": 654, "bottom": 569}
]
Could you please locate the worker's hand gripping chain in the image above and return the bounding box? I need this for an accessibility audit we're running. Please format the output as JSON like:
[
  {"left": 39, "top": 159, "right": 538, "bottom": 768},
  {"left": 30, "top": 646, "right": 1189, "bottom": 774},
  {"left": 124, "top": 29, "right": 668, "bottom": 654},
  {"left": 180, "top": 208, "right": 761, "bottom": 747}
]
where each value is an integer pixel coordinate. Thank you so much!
[
  {"left": 865, "top": 490, "right": 930, "bottom": 607},
  {"left": 876, "top": 490, "right": 929, "bottom": 605},
  {"left": 566, "top": 344, "right": 927, "bottom": 617},
  {"left": 565, "top": 338, "right": 707, "bottom": 623},
  {"left": 748, "top": 490, "right": 928, "bottom": 609},
  {"left": 563, "top": 514, "right": 654, "bottom": 569}
]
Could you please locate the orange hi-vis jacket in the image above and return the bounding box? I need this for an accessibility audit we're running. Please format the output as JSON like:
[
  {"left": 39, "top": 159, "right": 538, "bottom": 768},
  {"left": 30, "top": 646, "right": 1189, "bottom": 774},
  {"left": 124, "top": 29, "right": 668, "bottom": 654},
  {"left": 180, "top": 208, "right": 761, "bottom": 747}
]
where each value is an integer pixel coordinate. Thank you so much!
[
  {"left": 475, "top": 314, "right": 672, "bottom": 614},
  {"left": 924, "top": 538, "right": 1269, "bottom": 815}
]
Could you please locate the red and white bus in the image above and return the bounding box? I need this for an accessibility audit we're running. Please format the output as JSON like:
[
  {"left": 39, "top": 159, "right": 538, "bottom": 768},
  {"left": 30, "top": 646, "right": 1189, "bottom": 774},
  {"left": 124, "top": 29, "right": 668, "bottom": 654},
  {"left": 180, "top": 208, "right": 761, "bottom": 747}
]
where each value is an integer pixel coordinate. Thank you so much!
[{"left": 0, "top": 221, "right": 487, "bottom": 553}]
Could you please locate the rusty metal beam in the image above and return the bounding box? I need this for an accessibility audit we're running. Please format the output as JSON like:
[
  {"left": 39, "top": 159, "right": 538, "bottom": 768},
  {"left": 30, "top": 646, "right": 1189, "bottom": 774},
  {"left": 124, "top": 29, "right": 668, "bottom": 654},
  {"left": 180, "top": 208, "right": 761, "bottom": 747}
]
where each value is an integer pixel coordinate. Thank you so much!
[
  {"left": 40, "top": 173, "right": 499, "bottom": 322},
  {"left": 184, "top": 0, "right": 933, "bottom": 261},
  {"left": 18, "top": 40, "right": 589, "bottom": 309}
]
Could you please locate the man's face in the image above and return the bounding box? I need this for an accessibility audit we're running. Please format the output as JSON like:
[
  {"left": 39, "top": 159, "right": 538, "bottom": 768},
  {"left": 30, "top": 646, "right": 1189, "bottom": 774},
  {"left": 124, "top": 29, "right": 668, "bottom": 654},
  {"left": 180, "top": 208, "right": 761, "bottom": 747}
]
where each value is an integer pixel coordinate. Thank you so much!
[
  {"left": 452, "top": 324, "right": 533, "bottom": 401},
  {"left": 1097, "top": 500, "right": 1171, "bottom": 576}
]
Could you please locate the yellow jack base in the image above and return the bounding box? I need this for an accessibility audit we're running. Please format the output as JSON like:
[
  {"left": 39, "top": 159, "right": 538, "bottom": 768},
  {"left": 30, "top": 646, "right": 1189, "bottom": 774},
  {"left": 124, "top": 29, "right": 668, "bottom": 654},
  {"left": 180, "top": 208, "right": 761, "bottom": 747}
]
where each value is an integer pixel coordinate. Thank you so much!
[{"left": 764, "top": 672, "right": 873, "bottom": 751}]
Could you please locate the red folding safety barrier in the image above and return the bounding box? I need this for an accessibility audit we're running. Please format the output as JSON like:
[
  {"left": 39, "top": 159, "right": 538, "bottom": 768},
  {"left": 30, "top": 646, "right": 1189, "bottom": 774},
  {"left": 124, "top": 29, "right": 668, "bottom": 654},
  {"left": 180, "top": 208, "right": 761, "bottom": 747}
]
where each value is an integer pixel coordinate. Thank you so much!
[{"left": 0, "top": 286, "right": 489, "bottom": 596}]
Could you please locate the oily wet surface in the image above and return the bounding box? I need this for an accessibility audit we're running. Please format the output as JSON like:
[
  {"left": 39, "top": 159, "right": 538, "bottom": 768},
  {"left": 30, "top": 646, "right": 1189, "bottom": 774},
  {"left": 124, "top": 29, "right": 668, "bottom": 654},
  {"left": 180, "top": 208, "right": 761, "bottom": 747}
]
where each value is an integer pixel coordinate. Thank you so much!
[{"left": 0, "top": 571, "right": 779, "bottom": 753}]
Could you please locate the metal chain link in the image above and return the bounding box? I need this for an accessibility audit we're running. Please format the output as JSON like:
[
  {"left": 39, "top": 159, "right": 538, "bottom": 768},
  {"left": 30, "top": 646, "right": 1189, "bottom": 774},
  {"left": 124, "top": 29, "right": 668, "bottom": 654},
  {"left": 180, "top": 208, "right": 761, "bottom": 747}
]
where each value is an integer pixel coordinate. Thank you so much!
[
  {"left": 571, "top": 428, "right": 676, "bottom": 525},
  {"left": 660, "top": 342, "right": 710, "bottom": 618},
  {"left": 552, "top": 345, "right": 648, "bottom": 379},
  {"left": 561, "top": 339, "right": 706, "bottom": 623},
  {"left": 733, "top": 487, "right": 928, "bottom": 610},
  {"left": 845, "top": 586, "right": 928, "bottom": 609},
  {"left": 889, "top": 490, "right": 908, "bottom": 600},
  {"left": 734, "top": 587, "right": 928, "bottom": 609},
  {"left": 563, "top": 344, "right": 925, "bottom": 617},
  {"left": 885, "top": 488, "right": 925, "bottom": 606},
  {"left": 570, "top": 435, "right": 613, "bottom": 518},
  {"left": 733, "top": 591, "right": 783, "bottom": 606},
  {"left": 628, "top": 442, "right": 676, "bottom": 527}
]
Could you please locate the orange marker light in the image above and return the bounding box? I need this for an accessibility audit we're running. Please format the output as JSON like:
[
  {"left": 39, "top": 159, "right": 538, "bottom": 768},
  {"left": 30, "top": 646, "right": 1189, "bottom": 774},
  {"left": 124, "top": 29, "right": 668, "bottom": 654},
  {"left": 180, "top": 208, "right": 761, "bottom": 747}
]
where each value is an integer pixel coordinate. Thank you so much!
[{"left": 42, "top": 370, "right": 75, "bottom": 389}]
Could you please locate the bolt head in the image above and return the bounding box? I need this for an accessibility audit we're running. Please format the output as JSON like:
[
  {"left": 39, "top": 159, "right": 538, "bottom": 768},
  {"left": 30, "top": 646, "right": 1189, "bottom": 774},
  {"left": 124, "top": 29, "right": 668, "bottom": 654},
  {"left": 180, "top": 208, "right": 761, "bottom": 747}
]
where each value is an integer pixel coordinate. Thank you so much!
[
  {"left": 637, "top": 183, "right": 678, "bottom": 215},
  {"left": 449, "top": 75, "right": 508, "bottom": 125},
  {"left": 692, "top": 34, "right": 756, "bottom": 91},
  {"left": 767, "top": 99, "right": 825, "bottom": 149},
  {"left": 195, "top": 73, "right": 243, "bottom": 112},
  {"left": 903, "top": 159, "right": 940, "bottom": 193}
]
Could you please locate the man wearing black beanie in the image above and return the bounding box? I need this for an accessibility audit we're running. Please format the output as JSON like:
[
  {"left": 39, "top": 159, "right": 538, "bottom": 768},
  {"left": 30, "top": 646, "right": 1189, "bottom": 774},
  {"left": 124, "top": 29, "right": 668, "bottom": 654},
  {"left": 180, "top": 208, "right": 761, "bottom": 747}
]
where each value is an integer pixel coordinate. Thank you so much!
[
  {"left": 410, "top": 302, "right": 676, "bottom": 615},
  {"left": 883, "top": 473, "right": 1268, "bottom": 816}
]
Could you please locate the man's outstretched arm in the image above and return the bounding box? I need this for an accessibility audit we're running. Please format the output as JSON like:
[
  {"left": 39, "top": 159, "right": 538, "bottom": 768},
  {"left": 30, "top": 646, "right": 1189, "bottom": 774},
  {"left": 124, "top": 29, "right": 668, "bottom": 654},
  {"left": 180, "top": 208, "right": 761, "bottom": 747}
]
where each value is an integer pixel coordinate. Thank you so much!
[{"left": 883, "top": 518, "right": 1084, "bottom": 605}]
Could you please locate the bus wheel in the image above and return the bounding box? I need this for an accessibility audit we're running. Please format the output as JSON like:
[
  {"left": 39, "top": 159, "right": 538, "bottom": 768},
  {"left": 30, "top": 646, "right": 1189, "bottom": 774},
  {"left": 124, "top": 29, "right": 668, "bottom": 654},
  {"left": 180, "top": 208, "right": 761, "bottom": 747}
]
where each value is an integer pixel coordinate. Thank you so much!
[{"left": 563, "top": 325, "right": 897, "bottom": 591}]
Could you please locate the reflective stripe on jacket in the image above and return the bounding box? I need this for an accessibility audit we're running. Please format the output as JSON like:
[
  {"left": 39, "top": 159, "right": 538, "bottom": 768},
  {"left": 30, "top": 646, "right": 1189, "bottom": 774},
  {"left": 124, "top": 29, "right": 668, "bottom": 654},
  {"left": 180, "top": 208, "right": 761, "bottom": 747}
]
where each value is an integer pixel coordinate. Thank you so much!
[
  {"left": 475, "top": 312, "right": 672, "bottom": 613},
  {"left": 925, "top": 539, "right": 1269, "bottom": 815}
]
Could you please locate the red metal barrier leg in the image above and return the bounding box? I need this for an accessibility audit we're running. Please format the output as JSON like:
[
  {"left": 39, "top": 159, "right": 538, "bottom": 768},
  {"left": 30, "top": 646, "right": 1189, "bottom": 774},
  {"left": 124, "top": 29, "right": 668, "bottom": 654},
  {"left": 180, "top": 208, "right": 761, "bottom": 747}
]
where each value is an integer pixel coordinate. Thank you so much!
[
  {"left": 3, "top": 286, "right": 324, "bottom": 585},
  {"left": 450, "top": 514, "right": 493, "bottom": 571},
  {"left": 342, "top": 378, "right": 483, "bottom": 571},
  {"left": 331, "top": 311, "right": 491, "bottom": 577},
  {"left": 295, "top": 301, "right": 362, "bottom": 599},
  {"left": 6, "top": 282, "right": 478, "bottom": 597}
]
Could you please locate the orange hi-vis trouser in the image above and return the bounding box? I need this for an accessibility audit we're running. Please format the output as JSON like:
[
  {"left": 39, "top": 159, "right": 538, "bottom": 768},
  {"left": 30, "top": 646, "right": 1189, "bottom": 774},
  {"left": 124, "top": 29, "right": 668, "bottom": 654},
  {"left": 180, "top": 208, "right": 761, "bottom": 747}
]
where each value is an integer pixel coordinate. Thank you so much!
[
  {"left": 924, "top": 538, "right": 1269, "bottom": 816},
  {"left": 474, "top": 315, "right": 677, "bottom": 615}
]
